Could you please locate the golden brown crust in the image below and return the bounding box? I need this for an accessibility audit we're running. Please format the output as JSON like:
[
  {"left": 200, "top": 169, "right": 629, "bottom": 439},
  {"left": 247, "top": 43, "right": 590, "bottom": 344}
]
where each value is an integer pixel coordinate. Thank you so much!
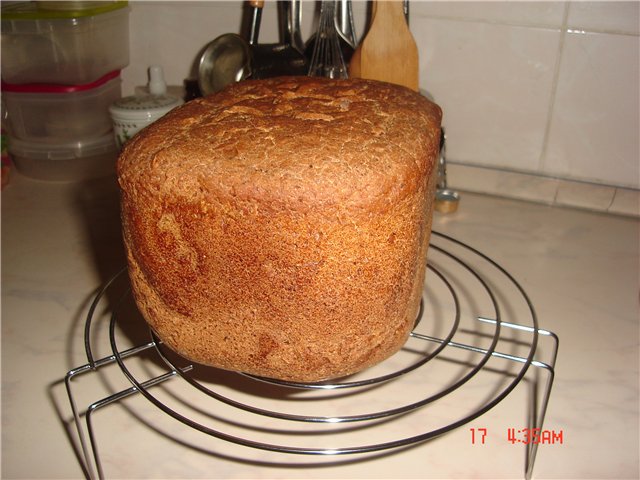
[{"left": 118, "top": 76, "right": 441, "bottom": 382}]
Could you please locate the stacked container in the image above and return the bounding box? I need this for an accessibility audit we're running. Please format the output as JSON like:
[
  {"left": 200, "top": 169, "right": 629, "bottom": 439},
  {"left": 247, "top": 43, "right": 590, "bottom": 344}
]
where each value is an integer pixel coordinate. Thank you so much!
[{"left": 1, "top": 1, "right": 130, "bottom": 181}]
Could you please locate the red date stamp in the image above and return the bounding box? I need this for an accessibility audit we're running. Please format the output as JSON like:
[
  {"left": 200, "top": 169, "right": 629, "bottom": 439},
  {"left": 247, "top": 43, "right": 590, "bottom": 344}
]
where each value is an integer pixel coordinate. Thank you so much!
[{"left": 470, "top": 427, "right": 563, "bottom": 445}]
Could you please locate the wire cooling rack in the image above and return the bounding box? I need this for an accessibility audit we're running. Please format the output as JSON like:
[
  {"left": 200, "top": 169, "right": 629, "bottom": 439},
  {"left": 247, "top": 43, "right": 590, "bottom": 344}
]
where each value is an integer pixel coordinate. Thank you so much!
[{"left": 64, "top": 231, "right": 558, "bottom": 479}]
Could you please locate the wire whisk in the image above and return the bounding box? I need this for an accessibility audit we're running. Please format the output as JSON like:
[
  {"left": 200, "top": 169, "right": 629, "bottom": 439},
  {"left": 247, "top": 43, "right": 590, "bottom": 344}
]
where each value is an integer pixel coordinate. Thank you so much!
[{"left": 308, "top": 0, "right": 348, "bottom": 79}]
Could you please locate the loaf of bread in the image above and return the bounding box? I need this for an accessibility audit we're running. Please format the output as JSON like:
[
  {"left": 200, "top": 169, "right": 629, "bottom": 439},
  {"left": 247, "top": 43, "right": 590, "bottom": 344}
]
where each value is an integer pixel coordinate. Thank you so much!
[{"left": 117, "top": 76, "right": 442, "bottom": 382}]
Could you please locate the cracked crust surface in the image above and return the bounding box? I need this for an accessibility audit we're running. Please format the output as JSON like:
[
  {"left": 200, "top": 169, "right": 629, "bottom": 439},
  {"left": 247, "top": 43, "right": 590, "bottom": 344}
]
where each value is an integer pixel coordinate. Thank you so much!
[{"left": 117, "top": 76, "right": 442, "bottom": 382}]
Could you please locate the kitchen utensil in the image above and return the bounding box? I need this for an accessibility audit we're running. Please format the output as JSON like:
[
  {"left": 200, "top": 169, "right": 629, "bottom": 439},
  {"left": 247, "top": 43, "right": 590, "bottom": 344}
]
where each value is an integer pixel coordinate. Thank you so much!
[
  {"left": 307, "top": 0, "right": 348, "bottom": 79},
  {"left": 349, "top": 0, "right": 378, "bottom": 78},
  {"left": 434, "top": 128, "right": 461, "bottom": 214},
  {"left": 284, "top": 0, "right": 305, "bottom": 54},
  {"left": 306, "top": 0, "right": 354, "bottom": 69},
  {"left": 249, "top": 0, "right": 307, "bottom": 78},
  {"left": 348, "top": 45, "right": 362, "bottom": 77},
  {"left": 248, "top": 0, "right": 263, "bottom": 46},
  {"left": 337, "top": 0, "right": 357, "bottom": 48},
  {"left": 348, "top": 40, "right": 362, "bottom": 78},
  {"left": 350, "top": 0, "right": 409, "bottom": 78},
  {"left": 245, "top": 0, "right": 275, "bottom": 77},
  {"left": 197, "top": 33, "right": 251, "bottom": 96},
  {"left": 354, "top": 0, "right": 418, "bottom": 90}
]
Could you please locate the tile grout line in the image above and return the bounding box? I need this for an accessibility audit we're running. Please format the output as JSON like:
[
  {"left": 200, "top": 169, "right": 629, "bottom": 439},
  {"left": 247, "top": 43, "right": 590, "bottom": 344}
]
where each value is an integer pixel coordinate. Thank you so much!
[
  {"left": 538, "top": 1, "right": 571, "bottom": 178},
  {"left": 605, "top": 188, "right": 618, "bottom": 214}
]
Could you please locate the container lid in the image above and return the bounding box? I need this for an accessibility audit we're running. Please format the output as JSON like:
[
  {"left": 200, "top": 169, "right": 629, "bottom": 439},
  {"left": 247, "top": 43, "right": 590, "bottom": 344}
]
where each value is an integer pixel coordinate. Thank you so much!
[
  {"left": 1, "top": 70, "right": 121, "bottom": 94},
  {"left": 1, "top": 1, "right": 128, "bottom": 20},
  {"left": 7, "top": 132, "right": 116, "bottom": 161}
]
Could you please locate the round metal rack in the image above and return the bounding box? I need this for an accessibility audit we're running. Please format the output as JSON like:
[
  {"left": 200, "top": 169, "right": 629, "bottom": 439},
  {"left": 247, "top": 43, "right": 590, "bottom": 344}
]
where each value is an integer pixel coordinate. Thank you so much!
[{"left": 65, "top": 231, "right": 558, "bottom": 480}]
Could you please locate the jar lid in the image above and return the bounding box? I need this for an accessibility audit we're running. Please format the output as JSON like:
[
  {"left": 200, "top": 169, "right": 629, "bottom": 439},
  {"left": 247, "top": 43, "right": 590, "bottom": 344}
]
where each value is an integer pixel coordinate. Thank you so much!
[
  {"left": 109, "top": 94, "right": 183, "bottom": 122},
  {"left": 1, "top": 70, "right": 121, "bottom": 94}
]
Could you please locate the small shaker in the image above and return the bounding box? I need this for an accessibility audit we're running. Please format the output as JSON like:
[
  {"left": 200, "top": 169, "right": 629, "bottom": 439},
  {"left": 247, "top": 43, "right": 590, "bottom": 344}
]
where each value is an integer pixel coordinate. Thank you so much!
[{"left": 109, "top": 66, "right": 183, "bottom": 149}]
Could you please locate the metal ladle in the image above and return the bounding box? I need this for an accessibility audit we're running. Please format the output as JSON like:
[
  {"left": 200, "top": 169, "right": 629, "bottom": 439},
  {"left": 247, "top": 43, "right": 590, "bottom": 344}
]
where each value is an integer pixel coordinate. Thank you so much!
[
  {"left": 197, "top": 0, "right": 263, "bottom": 95},
  {"left": 197, "top": 32, "right": 252, "bottom": 96}
]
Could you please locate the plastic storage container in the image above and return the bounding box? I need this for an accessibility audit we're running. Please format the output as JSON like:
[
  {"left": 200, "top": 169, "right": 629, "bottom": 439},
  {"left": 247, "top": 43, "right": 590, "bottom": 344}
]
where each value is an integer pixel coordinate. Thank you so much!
[
  {"left": 1, "top": 1, "right": 130, "bottom": 85},
  {"left": 2, "top": 70, "right": 122, "bottom": 142},
  {"left": 7, "top": 132, "right": 118, "bottom": 182}
]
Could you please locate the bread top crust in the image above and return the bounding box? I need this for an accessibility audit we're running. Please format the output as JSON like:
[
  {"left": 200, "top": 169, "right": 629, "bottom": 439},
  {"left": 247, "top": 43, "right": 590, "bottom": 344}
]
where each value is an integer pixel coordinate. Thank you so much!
[{"left": 117, "top": 76, "right": 442, "bottom": 214}]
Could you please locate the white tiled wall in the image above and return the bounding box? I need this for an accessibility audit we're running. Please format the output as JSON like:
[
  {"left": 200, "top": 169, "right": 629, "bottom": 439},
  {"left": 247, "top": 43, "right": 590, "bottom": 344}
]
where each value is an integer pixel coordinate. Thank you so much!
[{"left": 124, "top": 1, "right": 639, "bottom": 215}]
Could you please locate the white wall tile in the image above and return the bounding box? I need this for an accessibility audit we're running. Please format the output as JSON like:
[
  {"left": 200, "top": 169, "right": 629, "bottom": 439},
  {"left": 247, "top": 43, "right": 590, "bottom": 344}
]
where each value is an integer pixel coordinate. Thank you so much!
[
  {"left": 543, "top": 30, "right": 640, "bottom": 188},
  {"left": 415, "top": 17, "right": 561, "bottom": 173},
  {"left": 412, "top": 0, "right": 566, "bottom": 28},
  {"left": 567, "top": 1, "right": 640, "bottom": 35}
]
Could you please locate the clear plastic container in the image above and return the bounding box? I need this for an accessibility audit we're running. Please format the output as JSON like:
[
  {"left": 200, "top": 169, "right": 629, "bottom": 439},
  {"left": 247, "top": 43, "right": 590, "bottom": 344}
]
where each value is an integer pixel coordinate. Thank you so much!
[
  {"left": 2, "top": 70, "right": 122, "bottom": 142},
  {"left": 7, "top": 132, "right": 118, "bottom": 182},
  {"left": 1, "top": 2, "right": 130, "bottom": 85}
]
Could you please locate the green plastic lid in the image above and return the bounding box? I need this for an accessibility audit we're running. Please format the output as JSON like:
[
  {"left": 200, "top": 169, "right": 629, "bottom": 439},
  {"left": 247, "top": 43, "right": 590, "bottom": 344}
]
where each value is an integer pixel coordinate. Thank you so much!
[{"left": 1, "top": 1, "right": 128, "bottom": 20}]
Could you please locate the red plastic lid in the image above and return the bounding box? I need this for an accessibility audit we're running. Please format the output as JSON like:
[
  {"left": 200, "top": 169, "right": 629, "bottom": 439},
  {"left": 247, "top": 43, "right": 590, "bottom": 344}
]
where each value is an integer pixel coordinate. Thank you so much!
[{"left": 1, "top": 70, "right": 121, "bottom": 94}]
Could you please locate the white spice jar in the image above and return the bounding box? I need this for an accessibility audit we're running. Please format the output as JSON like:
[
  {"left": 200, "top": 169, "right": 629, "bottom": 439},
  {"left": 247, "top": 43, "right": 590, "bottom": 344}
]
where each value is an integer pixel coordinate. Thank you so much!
[{"left": 109, "top": 66, "right": 183, "bottom": 149}]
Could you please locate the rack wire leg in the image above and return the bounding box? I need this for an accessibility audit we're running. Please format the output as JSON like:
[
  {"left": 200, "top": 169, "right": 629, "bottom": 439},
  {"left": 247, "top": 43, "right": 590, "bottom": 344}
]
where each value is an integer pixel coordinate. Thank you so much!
[
  {"left": 65, "top": 367, "right": 100, "bottom": 480},
  {"left": 524, "top": 330, "right": 559, "bottom": 480}
]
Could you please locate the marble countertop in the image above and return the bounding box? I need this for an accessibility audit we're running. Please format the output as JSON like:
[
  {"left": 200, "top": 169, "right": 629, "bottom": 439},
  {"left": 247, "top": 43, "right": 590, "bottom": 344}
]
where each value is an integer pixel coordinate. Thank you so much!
[{"left": 2, "top": 172, "right": 638, "bottom": 479}]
